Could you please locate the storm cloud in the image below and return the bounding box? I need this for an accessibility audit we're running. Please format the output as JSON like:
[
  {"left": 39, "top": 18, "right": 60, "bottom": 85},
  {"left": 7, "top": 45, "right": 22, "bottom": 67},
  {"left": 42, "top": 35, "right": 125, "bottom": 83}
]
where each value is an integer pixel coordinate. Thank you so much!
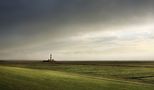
[{"left": 0, "top": 0, "right": 154, "bottom": 60}]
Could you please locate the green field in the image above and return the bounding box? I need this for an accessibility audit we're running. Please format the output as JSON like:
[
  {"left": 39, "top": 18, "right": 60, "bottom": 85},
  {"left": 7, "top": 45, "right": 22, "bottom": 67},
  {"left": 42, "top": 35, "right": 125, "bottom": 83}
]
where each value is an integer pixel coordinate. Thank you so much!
[{"left": 0, "top": 61, "right": 154, "bottom": 90}]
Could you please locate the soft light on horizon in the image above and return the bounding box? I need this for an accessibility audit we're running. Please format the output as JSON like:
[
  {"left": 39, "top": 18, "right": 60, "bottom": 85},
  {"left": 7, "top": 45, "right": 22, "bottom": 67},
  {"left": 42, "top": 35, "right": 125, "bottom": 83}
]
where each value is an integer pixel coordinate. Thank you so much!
[{"left": 0, "top": 0, "right": 154, "bottom": 61}]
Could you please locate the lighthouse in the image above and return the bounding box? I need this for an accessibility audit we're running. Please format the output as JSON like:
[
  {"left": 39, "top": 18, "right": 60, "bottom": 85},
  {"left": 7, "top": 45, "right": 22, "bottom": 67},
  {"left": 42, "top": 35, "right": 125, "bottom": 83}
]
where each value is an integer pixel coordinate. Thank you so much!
[
  {"left": 49, "top": 53, "right": 52, "bottom": 61},
  {"left": 49, "top": 53, "right": 54, "bottom": 62},
  {"left": 43, "top": 53, "right": 55, "bottom": 63}
]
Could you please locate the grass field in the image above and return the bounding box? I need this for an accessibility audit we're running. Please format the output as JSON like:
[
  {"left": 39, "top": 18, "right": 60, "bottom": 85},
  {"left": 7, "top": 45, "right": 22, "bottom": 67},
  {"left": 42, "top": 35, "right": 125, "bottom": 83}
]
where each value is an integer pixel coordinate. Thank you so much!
[{"left": 0, "top": 61, "right": 154, "bottom": 90}]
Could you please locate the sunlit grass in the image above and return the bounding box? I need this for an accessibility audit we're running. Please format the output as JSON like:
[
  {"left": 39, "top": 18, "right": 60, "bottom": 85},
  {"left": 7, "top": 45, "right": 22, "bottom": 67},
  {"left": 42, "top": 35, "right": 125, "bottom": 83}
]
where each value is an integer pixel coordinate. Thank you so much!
[{"left": 0, "top": 65, "right": 154, "bottom": 90}]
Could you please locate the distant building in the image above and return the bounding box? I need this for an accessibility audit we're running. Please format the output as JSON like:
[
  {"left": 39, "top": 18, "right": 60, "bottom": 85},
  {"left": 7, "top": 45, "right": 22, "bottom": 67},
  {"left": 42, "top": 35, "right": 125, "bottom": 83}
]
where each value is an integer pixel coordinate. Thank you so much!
[
  {"left": 48, "top": 53, "right": 54, "bottom": 62},
  {"left": 43, "top": 53, "right": 55, "bottom": 63}
]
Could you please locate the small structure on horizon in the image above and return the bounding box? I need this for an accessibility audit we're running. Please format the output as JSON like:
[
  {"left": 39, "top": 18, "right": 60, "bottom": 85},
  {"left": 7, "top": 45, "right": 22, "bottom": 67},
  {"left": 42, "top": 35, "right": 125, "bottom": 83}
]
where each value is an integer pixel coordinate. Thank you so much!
[
  {"left": 48, "top": 53, "right": 54, "bottom": 62},
  {"left": 43, "top": 53, "right": 55, "bottom": 63}
]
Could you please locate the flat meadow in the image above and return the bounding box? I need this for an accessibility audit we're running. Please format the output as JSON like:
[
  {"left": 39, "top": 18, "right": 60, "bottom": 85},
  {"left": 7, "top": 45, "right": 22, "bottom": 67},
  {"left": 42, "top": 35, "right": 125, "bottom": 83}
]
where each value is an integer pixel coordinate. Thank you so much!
[{"left": 0, "top": 61, "right": 154, "bottom": 90}]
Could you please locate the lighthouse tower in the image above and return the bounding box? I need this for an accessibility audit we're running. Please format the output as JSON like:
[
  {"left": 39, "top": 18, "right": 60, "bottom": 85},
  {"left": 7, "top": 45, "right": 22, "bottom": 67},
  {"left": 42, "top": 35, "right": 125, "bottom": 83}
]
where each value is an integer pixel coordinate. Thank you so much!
[
  {"left": 49, "top": 53, "right": 52, "bottom": 61},
  {"left": 49, "top": 53, "right": 54, "bottom": 62},
  {"left": 43, "top": 53, "right": 55, "bottom": 62}
]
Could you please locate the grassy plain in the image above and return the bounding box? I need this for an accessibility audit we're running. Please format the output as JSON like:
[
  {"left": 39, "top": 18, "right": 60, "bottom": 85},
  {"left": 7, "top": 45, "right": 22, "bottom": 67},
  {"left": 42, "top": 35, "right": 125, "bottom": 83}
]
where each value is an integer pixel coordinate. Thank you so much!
[{"left": 0, "top": 61, "right": 154, "bottom": 90}]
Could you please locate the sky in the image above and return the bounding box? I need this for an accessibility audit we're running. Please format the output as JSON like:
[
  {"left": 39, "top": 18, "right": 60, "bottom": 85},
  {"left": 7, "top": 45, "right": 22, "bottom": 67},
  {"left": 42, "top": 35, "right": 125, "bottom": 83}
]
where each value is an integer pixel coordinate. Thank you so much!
[{"left": 0, "top": 0, "right": 154, "bottom": 60}]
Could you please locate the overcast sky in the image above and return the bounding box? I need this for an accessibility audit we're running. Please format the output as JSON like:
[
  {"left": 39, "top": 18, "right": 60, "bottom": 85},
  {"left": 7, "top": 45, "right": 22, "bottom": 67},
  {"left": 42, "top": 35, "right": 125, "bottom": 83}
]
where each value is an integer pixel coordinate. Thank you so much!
[{"left": 0, "top": 0, "right": 154, "bottom": 60}]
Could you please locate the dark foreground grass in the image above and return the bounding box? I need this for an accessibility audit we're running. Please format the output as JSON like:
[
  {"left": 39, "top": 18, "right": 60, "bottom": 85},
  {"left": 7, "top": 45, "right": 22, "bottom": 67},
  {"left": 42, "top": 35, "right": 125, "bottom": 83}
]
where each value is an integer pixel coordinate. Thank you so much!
[
  {"left": 0, "top": 61, "right": 154, "bottom": 90},
  {"left": 0, "top": 65, "right": 154, "bottom": 90},
  {"left": 2, "top": 61, "right": 154, "bottom": 84}
]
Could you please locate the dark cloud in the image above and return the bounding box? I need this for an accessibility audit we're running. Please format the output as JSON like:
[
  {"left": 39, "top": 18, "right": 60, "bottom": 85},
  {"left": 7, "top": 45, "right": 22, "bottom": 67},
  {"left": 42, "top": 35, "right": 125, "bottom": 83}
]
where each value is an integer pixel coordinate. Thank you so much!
[
  {"left": 1, "top": 0, "right": 154, "bottom": 26},
  {"left": 0, "top": 0, "right": 154, "bottom": 59}
]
